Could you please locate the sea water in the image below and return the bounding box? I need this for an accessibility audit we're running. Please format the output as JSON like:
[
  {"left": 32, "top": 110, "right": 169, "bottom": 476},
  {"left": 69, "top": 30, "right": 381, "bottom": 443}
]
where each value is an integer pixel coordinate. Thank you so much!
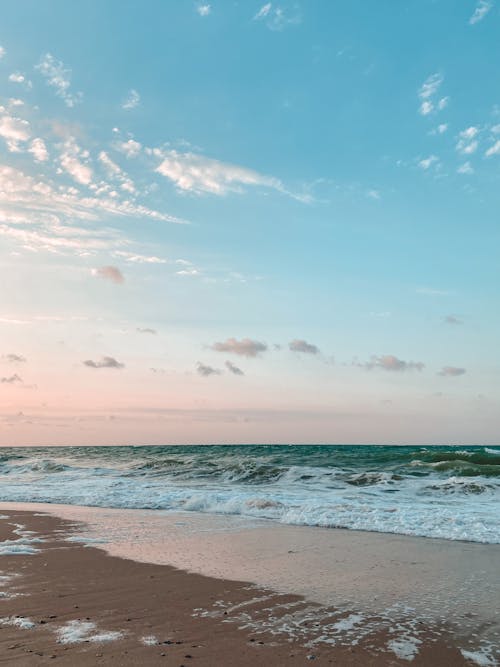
[{"left": 0, "top": 444, "right": 498, "bottom": 543}]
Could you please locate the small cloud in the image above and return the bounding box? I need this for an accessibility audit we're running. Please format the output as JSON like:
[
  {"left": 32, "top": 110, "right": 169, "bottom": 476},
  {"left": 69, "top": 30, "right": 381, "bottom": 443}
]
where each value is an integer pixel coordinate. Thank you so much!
[
  {"left": 91, "top": 266, "right": 124, "bottom": 284},
  {"left": 225, "top": 360, "right": 244, "bottom": 376},
  {"left": 418, "top": 73, "right": 447, "bottom": 115},
  {"left": 83, "top": 356, "right": 124, "bottom": 369},
  {"left": 36, "top": 53, "right": 82, "bottom": 107},
  {"left": 418, "top": 155, "right": 439, "bottom": 170},
  {"left": 122, "top": 89, "right": 140, "bottom": 110},
  {"left": 456, "top": 126, "right": 479, "bottom": 155},
  {"left": 116, "top": 139, "right": 142, "bottom": 158},
  {"left": 0, "top": 374, "right": 23, "bottom": 384},
  {"left": 211, "top": 337, "right": 267, "bottom": 357},
  {"left": 438, "top": 366, "right": 466, "bottom": 376},
  {"left": 0, "top": 45, "right": 5, "bottom": 59},
  {"left": 2, "top": 354, "right": 26, "bottom": 363},
  {"left": 444, "top": 315, "right": 463, "bottom": 325},
  {"left": 196, "top": 3, "right": 211, "bottom": 16},
  {"left": 457, "top": 161, "right": 474, "bottom": 175},
  {"left": 136, "top": 327, "right": 157, "bottom": 335},
  {"left": 8, "top": 72, "right": 32, "bottom": 87},
  {"left": 196, "top": 362, "right": 221, "bottom": 377},
  {"left": 289, "top": 339, "right": 319, "bottom": 355},
  {"left": 253, "top": 3, "right": 301, "bottom": 30},
  {"left": 367, "top": 189, "right": 381, "bottom": 200},
  {"left": 469, "top": 0, "right": 493, "bottom": 24},
  {"left": 359, "top": 355, "right": 425, "bottom": 372},
  {"left": 416, "top": 287, "right": 449, "bottom": 296},
  {"left": 29, "top": 137, "right": 49, "bottom": 162},
  {"left": 485, "top": 139, "right": 500, "bottom": 157}
]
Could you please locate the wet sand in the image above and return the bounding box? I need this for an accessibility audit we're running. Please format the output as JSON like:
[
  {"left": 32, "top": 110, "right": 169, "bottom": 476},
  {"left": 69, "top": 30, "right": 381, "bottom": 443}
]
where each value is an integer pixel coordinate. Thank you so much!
[{"left": 0, "top": 509, "right": 497, "bottom": 665}]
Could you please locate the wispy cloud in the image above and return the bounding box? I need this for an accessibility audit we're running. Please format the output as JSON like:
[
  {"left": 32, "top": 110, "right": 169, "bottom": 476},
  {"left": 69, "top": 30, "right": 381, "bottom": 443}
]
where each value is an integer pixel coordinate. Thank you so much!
[
  {"left": 155, "top": 149, "right": 284, "bottom": 196},
  {"left": 29, "top": 138, "right": 49, "bottom": 162},
  {"left": 456, "top": 126, "right": 479, "bottom": 155},
  {"left": 225, "top": 360, "right": 244, "bottom": 376},
  {"left": 211, "top": 337, "right": 268, "bottom": 357},
  {"left": 36, "top": 53, "right": 82, "bottom": 107},
  {"left": 358, "top": 355, "right": 425, "bottom": 372},
  {"left": 83, "top": 356, "right": 124, "bottom": 369},
  {"left": 196, "top": 3, "right": 211, "bottom": 16},
  {"left": 485, "top": 139, "right": 500, "bottom": 157},
  {"left": 444, "top": 315, "right": 463, "bottom": 325},
  {"left": 196, "top": 362, "right": 221, "bottom": 376},
  {"left": 418, "top": 155, "right": 439, "bottom": 170},
  {"left": 418, "top": 73, "right": 448, "bottom": 116},
  {"left": 91, "top": 266, "right": 124, "bottom": 284},
  {"left": 59, "top": 138, "right": 93, "bottom": 185},
  {"left": 136, "top": 327, "right": 157, "bottom": 335},
  {"left": 253, "top": 3, "right": 301, "bottom": 30},
  {"left": 8, "top": 72, "right": 32, "bottom": 88},
  {"left": 469, "top": 0, "right": 493, "bottom": 24},
  {"left": 0, "top": 374, "right": 23, "bottom": 384},
  {"left": 289, "top": 339, "right": 320, "bottom": 354},
  {"left": 457, "top": 161, "right": 474, "bottom": 175},
  {"left": 122, "top": 89, "right": 140, "bottom": 110},
  {"left": 0, "top": 108, "right": 30, "bottom": 152},
  {"left": 0, "top": 46, "right": 5, "bottom": 59},
  {"left": 2, "top": 354, "right": 26, "bottom": 363},
  {"left": 438, "top": 366, "right": 466, "bottom": 376}
]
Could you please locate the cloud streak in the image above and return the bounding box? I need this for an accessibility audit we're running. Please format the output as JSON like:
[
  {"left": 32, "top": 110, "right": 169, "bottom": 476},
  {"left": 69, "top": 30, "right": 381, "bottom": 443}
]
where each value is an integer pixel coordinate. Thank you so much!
[
  {"left": 36, "top": 53, "right": 82, "bottom": 107},
  {"left": 358, "top": 355, "right": 425, "bottom": 372},
  {"left": 438, "top": 366, "right": 466, "bottom": 376},
  {"left": 83, "top": 356, "right": 125, "bottom": 369},
  {"left": 196, "top": 362, "right": 221, "bottom": 377}
]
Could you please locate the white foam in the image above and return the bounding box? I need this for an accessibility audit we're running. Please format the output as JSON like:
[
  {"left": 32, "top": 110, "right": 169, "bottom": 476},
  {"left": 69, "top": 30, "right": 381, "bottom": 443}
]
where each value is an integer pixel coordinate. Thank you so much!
[
  {"left": 0, "top": 543, "right": 40, "bottom": 555},
  {"left": 387, "top": 636, "right": 422, "bottom": 661},
  {"left": 141, "top": 635, "right": 159, "bottom": 645},
  {"left": 461, "top": 647, "right": 498, "bottom": 666},
  {"left": 0, "top": 616, "right": 36, "bottom": 630},
  {"left": 55, "top": 619, "right": 124, "bottom": 644}
]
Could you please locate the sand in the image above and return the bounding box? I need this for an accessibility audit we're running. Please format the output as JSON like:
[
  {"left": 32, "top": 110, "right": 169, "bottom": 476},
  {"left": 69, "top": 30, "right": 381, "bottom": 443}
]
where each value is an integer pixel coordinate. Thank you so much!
[{"left": 0, "top": 507, "right": 498, "bottom": 665}]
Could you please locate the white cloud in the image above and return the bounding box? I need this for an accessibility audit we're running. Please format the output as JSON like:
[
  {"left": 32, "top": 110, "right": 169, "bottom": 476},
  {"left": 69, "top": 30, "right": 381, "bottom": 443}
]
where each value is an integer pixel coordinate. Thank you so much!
[
  {"left": 114, "top": 251, "right": 167, "bottom": 264},
  {"left": 456, "top": 126, "right": 479, "bottom": 154},
  {"left": 0, "top": 110, "right": 30, "bottom": 152},
  {"left": 155, "top": 150, "right": 283, "bottom": 196},
  {"left": 59, "top": 138, "right": 93, "bottom": 185},
  {"left": 437, "top": 123, "right": 448, "bottom": 134},
  {"left": 115, "top": 139, "right": 142, "bottom": 158},
  {"left": 419, "top": 101, "right": 433, "bottom": 116},
  {"left": 254, "top": 3, "right": 272, "bottom": 19},
  {"left": 457, "top": 161, "right": 474, "bottom": 174},
  {"left": 0, "top": 46, "right": 5, "bottom": 59},
  {"left": 437, "top": 96, "right": 449, "bottom": 111},
  {"left": 418, "top": 74, "right": 447, "bottom": 116},
  {"left": 418, "top": 155, "right": 438, "bottom": 170},
  {"left": 122, "top": 89, "right": 140, "bottom": 110},
  {"left": 8, "top": 72, "right": 32, "bottom": 88},
  {"left": 485, "top": 139, "right": 500, "bottom": 156},
  {"left": 196, "top": 3, "right": 211, "bottom": 16},
  {"left": 98, "top": 151, "right": 136, "bottom": 194},
  {"left": 469, "top": 0, "right": 493, "bottom": 24},
  {"left": 29, "top": 138, "right": 49, "bottom": 162},
  {"left": 253, "top": 3, "right": 301, "bottom": 30},
  {"left": 36, "top": 53, "right": 82, "bottom": 107}
]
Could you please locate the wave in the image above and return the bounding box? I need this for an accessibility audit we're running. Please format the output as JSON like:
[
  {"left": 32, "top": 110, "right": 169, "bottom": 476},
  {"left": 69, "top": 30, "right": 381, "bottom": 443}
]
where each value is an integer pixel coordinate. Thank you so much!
[{"left": 0, "top": 444, "right": 499, "bottom": 544}]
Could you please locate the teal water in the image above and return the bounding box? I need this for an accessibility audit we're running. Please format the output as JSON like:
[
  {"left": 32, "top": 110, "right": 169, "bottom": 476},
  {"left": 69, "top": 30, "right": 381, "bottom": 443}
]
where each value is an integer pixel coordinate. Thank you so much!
[{"left": 0, "top": 445, "right": 499, "bottom": 543}]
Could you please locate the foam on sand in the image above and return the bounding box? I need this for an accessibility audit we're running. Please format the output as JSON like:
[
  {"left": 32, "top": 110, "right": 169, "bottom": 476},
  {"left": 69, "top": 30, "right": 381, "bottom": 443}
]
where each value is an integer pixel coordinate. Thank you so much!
[
  {"left": 55, "top": 619, "right": 124, "bottom": 644},
  {"left": 0, "top": 616, "right": 36, "bottom": 630}
]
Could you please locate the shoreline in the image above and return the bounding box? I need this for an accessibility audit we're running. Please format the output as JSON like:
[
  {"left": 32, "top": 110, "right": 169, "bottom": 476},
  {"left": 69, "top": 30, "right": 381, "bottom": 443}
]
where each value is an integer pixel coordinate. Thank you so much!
[{"left": 0, "top": 504, "right": 499, "bottom": 665}]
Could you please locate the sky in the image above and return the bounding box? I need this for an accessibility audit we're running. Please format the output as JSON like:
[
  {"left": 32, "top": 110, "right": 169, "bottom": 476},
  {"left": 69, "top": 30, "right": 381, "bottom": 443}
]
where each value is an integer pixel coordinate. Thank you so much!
[{"left": 0, "top": 0, "right": 499, "bottom": 446}]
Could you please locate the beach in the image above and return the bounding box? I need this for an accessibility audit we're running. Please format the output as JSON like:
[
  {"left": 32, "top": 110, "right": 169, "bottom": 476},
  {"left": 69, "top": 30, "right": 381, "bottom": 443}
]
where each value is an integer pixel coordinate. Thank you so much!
[{"left": 0, "top": 504, "right": 498, "bottom": 665}]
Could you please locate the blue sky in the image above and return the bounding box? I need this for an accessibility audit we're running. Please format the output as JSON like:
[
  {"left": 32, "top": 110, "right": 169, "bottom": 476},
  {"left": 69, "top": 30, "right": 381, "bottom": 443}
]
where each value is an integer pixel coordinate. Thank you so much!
[{"left": 0, "top": 0, "right": 498, "bottom": 445}]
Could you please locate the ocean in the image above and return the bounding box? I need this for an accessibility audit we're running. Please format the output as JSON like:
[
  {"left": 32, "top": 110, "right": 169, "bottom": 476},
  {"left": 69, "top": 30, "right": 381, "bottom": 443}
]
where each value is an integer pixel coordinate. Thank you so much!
[{"left": 0, "top": 444, "right": 499, "bottom": 544}]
